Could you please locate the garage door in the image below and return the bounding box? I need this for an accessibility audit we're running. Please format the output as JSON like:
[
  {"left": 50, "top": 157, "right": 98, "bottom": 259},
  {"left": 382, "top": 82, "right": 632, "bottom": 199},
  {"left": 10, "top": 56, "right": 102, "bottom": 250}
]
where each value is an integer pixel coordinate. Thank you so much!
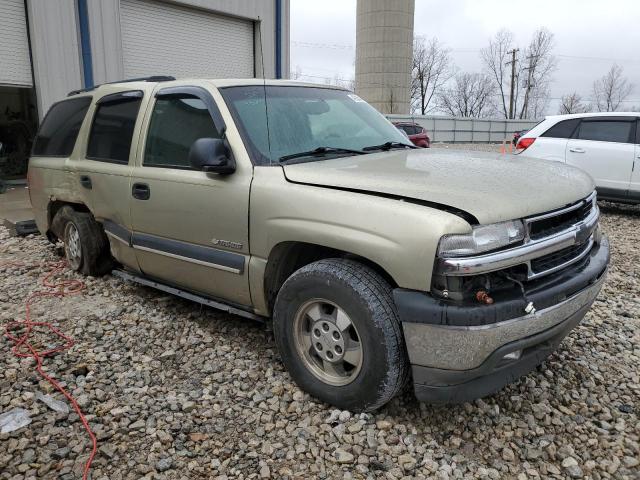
[
  {"left": 0, "top": 0, "right": 32, "bottom": 86},
  {"left": 120, "top": 0, "right": 255, "bottom": 79}
]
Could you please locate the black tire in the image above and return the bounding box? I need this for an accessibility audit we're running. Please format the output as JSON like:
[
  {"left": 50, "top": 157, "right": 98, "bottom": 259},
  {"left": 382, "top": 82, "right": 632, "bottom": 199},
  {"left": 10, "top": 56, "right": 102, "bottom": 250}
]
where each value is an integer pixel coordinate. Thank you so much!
[
  {"left": 51, "top": 206, "right": 113, "bottom": 276},
  {"left": 273, "top": 258, "right": 409, "bottom": 411}
]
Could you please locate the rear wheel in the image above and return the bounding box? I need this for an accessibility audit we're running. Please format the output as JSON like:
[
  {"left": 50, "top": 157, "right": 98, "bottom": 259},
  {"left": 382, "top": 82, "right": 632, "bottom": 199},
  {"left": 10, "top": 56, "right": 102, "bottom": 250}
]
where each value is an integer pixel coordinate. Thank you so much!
[
  {"left": 273, "top": 258, "right": 409, "bottom": 411},
  {"left": 52, "top": 206, "right": 113, "bottom": 276}
]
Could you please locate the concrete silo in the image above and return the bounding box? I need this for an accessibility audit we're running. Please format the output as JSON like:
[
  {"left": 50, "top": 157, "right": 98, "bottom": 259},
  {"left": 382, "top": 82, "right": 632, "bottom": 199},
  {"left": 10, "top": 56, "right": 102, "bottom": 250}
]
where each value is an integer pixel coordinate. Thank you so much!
[{"left": 355, "top": 0, "right": 415, "bottom": 114}]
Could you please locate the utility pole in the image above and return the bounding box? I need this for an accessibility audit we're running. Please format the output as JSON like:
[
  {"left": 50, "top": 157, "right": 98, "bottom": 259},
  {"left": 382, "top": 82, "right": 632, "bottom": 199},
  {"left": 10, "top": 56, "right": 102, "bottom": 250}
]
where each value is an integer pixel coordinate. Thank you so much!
[
  {"left": 505, "top": 48, "right": 519, "bottom": 119},
  {"left": 520, "top": 54, "right": 539, "bottom": 119}
]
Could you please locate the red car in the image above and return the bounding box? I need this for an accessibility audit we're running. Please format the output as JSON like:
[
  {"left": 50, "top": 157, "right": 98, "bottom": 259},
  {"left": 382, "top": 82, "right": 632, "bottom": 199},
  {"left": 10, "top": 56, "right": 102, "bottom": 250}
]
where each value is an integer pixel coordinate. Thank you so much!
[{"left": 393, "top": 122, "right": 431, "bottom": 148}]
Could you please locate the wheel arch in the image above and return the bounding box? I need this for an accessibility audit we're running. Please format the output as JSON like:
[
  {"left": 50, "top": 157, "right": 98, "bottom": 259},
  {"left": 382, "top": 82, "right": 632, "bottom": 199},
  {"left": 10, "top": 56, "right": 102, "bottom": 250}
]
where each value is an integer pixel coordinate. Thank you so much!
[
  {"left": 47, "top": 200, "right": 91, "bottom": 242},
  {"left": 263, "top": 240, "right": 397, "bottom": 314}
]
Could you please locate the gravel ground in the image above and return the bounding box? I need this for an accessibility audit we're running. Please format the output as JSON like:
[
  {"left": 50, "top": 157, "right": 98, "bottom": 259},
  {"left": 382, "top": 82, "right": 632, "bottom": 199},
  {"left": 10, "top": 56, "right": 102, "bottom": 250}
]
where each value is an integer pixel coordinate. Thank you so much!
[{"left": 0, "top": 203, "right": 638, "bottom": 480}]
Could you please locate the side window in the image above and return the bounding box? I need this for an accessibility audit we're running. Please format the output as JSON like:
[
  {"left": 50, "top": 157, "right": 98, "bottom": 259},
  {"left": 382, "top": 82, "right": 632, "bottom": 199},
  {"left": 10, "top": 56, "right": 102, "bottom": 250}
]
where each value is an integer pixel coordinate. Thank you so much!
[
  {"left": 144, "top": 95, "right": 220, "bottom": 168},
  {"left": 636, "top": 120, "right": 639, "bottom": 144},
  {"left": 541, "top": 119, "right": 580, "bottom": 139},
  {"left": 577, "top": 120, "right": 634, "bottom": 143},
  {"left": 32, "top": 97, "right": 92, "bottom": 157},
  {"left": 87, "top": 93, "right": 143, "bottom": 163}
]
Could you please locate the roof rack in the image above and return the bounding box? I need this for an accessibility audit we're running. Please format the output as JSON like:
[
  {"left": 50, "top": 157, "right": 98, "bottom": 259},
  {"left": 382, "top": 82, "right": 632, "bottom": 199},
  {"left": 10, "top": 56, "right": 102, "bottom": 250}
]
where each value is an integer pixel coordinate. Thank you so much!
[{"left": 67, "top": 75, "right": 176, "bottom": 96}]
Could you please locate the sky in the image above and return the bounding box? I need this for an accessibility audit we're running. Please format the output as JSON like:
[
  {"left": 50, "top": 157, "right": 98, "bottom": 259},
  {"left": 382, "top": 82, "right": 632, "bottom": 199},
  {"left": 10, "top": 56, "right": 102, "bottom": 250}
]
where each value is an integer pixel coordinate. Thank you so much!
[{"left": 290, "top": 0, "right": 640, "bottom": 115}]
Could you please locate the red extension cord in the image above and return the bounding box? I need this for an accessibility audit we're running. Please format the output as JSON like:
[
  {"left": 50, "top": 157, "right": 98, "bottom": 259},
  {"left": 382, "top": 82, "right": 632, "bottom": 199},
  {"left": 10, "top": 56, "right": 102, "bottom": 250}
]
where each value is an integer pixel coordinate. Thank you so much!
[{"left": 3, "top": 260, "right": 97, "bottom": 479}]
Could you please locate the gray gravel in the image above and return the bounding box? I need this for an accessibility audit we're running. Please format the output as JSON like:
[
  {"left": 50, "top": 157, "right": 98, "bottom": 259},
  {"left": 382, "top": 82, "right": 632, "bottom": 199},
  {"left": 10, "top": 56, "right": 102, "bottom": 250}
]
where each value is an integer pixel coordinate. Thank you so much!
[{"left": 1, "top": 203, "right": 639, "bottom": 479}]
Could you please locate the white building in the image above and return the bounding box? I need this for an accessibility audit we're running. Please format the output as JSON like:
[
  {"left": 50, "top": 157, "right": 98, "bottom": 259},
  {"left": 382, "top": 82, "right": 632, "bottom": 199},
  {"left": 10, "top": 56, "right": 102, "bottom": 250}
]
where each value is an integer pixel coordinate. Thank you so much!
[{"left": 0, "top": 0, "right": 290, "bottom": 176}]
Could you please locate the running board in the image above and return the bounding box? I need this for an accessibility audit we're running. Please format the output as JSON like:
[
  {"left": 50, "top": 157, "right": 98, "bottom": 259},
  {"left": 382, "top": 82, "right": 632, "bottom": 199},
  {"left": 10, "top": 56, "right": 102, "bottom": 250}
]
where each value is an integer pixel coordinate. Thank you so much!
[{"left": 111, "top": 269, "right": 263, "bottom": 321}]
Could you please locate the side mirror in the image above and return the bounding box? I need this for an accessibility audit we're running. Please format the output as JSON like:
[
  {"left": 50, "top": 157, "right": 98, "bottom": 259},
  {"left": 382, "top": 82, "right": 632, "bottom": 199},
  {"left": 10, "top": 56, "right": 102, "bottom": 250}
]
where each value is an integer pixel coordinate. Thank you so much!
[{"left": 188, "top": 138, "right": 235, "bottom": 174}]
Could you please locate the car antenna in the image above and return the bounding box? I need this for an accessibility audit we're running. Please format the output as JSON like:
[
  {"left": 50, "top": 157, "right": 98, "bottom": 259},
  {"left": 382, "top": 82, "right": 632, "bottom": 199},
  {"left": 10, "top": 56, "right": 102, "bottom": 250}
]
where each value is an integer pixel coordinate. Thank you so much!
[{"left": 257, "top": 18, "right": 273, "bottom": 163}]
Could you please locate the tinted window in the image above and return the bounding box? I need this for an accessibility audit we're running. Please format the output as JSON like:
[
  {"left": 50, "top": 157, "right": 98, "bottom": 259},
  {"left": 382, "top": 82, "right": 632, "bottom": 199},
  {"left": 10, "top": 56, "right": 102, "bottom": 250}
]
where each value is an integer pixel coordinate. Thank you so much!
[
  {"left": 32, "top": 97, "right": 91, "bottom": 156},
  {"left": 144, "top": 95, "right": 219, "bottom": 168},
  {"left": 87, "top": 95, "right": 142, "bottom": 163},
  {"left": 541, "top": 119, "right": 579, "bottom": 139},
  {"left": 577, "top": 121, "right": 633, "bottom": 143}
]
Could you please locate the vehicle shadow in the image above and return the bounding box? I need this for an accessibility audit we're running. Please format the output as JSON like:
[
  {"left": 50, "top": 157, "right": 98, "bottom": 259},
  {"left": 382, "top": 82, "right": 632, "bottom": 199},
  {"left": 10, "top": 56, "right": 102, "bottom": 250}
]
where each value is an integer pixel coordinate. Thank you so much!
[{"left": 598, "top": 200, "right": 640, "bottom": 217}]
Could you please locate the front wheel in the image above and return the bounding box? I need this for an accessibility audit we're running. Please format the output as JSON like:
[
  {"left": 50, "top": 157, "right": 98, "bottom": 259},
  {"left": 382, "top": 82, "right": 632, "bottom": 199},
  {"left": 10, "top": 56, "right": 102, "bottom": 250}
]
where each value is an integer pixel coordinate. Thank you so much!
[{"left": 273, "top": 259, "right": 409, "bottom": 411}]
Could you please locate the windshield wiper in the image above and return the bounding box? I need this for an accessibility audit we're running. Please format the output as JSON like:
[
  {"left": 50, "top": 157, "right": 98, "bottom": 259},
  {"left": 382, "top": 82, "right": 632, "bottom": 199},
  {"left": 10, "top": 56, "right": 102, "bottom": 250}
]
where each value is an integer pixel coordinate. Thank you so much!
[
  {"left": 362, "top": 141, "right": 416, "bottom": 152},
  {"left": 278, "top": 146, "right": 365, "bottom": 163}
]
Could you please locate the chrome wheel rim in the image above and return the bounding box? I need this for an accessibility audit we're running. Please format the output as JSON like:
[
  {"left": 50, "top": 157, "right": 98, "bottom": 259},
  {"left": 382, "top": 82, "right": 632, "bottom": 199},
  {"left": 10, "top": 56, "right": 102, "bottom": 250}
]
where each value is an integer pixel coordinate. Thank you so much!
[
  {"left": 293, "top": 298, "right": 363, "bottom": 386},
  {"left": 64, "top": 222, "right": 82, "bottom": 270}
]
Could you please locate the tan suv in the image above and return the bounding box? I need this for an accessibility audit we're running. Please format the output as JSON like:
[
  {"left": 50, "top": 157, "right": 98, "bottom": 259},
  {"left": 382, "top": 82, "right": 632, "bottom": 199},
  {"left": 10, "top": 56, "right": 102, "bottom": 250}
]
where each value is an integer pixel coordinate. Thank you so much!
[{"left": 28, "top": 77, "right": 609, "bottom": 411}]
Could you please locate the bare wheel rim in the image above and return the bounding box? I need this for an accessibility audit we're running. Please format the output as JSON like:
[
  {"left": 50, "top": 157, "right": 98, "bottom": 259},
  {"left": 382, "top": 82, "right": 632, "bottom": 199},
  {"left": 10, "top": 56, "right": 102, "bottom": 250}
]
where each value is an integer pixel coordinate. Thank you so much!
[
  {"left": 64, "top": 222, "right": 82, "bottom": 270},
  {"left": 293, "top": 298, "right": 363, "bottom": 387}
]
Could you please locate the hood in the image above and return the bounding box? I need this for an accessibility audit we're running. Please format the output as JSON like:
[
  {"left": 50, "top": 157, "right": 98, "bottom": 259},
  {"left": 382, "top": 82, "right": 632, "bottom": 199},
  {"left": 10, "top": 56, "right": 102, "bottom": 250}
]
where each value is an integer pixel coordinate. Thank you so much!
[{"left": 282, "top": 149, "right": 595, "bottom": 224}]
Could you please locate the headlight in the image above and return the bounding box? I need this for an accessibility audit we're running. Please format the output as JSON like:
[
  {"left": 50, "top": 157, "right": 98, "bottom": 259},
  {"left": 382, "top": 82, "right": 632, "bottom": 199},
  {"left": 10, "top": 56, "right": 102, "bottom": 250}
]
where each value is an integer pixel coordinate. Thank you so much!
[{"left": 437, "top": 220, "right": 525, "bottom": 257}]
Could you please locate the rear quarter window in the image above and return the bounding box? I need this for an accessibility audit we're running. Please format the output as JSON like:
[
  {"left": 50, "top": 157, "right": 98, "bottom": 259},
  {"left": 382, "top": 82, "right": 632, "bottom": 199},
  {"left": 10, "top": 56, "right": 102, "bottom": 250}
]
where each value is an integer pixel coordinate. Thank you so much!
[
  {"left": 32, "top": 97, "right": 92, "bottom": 157},
  {"left": 541, "top": 119, "right": 580, "bottom": 139}
]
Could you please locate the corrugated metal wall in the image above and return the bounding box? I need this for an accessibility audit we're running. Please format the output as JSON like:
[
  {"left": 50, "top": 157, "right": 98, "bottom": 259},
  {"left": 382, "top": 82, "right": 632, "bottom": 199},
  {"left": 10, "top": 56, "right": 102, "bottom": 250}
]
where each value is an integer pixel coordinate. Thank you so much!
[
  {"left": 25, "top": 0, "right": 289, "bottom": 117},
  {"left": 387, "top": 114, "right": 540, "bottom": 143},
  {"left": 26, "top": 0, "right": 83, "bottom": 118},
  {"left": 119, "top": 0, "right": 255, "bottom": 79},
  {"left": 0, "top": 0, "right": 33, "bottom": 86}
]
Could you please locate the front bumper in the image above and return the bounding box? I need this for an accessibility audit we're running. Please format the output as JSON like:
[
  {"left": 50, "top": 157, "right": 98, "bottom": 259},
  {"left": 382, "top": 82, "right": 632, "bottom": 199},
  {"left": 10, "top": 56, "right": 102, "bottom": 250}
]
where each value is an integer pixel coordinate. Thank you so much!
[{"left": 394, "top": 236, "right": 609, "bottom": 404}]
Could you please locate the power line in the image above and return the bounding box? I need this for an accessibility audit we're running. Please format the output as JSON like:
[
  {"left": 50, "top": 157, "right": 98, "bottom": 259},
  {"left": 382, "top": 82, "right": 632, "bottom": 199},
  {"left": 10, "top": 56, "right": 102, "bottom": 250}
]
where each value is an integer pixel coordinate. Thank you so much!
[
  {"left": 292, "top": 40, "right": 640, "bottom": 65},
  {"left": 295, "top": 72, "right": 640, "bottom": 103}
]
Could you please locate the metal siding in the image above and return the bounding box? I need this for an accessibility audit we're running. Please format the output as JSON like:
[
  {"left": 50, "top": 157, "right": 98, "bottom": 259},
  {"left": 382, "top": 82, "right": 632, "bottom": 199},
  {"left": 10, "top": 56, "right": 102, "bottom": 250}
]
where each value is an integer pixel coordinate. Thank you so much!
[
  {"left": 27, "top": 0, "right": 83, "bottom": 118},
  {"left": 120, "top": 0, "right": 254, "bottom": 79},
  {"left": 87, "top": 0, "right": 125, "bottom": 84},
  {"left": 0, "top": 0, "right": 32, "bottom": 86}
]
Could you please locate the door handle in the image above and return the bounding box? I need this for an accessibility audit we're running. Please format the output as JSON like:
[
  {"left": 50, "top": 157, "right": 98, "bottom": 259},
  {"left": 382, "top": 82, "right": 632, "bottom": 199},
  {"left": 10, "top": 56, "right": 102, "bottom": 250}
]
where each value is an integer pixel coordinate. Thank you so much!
[
  {"left": 569, "top": 147, "right": 585, "bottom": 153},
  {"left": 132, "top": 182, "right": 150, "bottom": 200},
  {"left": 79, "top": 175, "right": 92, "bottom": 189}
]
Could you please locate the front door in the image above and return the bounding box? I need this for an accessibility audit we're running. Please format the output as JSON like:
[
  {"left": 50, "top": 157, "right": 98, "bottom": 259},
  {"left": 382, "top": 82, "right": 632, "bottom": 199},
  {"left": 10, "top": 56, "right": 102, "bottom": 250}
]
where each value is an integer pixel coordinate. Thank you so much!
[
  {"left": 129, "top": 85, "right": 252, "bottom": 306},
  {"left": 566, "top": 117, "right": 635, "bottom": 198}
]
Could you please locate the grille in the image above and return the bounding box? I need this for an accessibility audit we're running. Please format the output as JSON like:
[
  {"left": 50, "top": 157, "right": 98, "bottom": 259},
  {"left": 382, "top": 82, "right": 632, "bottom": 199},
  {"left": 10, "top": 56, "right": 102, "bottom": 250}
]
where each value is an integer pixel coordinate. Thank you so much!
[
  {"left": 528, "top": 197, "right": 593, "bottom": 240},
  {"left": 530, "top": 241, "right": 591, "bottom": 274}
]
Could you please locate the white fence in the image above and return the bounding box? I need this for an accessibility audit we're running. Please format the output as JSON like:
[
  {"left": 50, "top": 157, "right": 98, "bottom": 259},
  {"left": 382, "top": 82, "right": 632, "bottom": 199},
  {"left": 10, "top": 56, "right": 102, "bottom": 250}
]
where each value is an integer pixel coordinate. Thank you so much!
[{"left": 387, "top": 114, "right": 540, "bottom": 144}]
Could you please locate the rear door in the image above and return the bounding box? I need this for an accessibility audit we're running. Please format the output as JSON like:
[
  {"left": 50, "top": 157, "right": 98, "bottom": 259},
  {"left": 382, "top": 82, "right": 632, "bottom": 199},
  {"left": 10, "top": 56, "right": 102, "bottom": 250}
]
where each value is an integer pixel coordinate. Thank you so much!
[
  {"left": 566, "top": 117, "right": 635, "bottom": 198},
  {"left": 73, "top": 89, "right": 148, "bottom": 272},
  {"left": 532, "top": 118, "right": 580, "bottom": 162}
]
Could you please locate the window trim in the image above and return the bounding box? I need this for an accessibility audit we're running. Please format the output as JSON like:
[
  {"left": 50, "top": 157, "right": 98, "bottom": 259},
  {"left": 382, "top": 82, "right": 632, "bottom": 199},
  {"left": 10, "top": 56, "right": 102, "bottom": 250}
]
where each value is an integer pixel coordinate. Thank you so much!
[
  {"left": 155, "top": 86, "right": 226, "bottom": 134},
  {"left": 575, "top": 117, "right": 636, "bottom": 144},
  {"left": 85, "top": 90, "right": 144, "bottom": 164},
  {"left": 31, "top": 96, "right": 93, "bottom": 158},
  {"left": 142, "top": 86, "right": 226, "bottom": 170}
]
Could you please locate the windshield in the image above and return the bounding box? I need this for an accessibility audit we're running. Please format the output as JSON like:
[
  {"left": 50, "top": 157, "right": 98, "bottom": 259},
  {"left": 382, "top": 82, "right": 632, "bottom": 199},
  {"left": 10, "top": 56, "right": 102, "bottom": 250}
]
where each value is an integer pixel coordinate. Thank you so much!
[{"left": 220, "top": 85, "right": 412, "bottom": 164}]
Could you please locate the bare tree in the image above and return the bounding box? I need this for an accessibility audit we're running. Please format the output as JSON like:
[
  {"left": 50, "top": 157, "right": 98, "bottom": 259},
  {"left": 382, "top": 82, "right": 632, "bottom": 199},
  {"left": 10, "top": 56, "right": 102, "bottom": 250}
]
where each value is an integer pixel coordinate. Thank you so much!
[
  {"left": 518, "top": 28, "right": 557, "bottom": 119},
  {"left": 481, "top": 29, "right": 514, "bottom": 119},
  {"left": 592, "top": 64, "right": 634, "bottom": 112},
  {"left": 437, "top": 73, "right": 496, "bottom": 118},
  {"left": 411, "top": 36, "right": 453, "bottom": 115},
  {"left": 558, "top": 92, "right": 588, "bottom": 114},
  {"left": 481, "top": 28, "right": 556, "bottom": 119}
]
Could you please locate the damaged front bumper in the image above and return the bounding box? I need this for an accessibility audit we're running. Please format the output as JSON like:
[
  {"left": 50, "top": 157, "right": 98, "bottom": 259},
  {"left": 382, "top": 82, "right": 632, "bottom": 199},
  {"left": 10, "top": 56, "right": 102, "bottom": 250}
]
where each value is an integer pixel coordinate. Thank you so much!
[{"left": 394, "top": 236, "right": 610, "bottom": 404}]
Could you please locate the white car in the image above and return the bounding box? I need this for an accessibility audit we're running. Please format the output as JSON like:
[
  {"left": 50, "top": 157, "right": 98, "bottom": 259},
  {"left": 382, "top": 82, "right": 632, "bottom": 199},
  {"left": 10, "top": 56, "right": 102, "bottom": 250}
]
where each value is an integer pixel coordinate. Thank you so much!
[{"left": 516, "top": 112, "right": 639, "bottom": 204}]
